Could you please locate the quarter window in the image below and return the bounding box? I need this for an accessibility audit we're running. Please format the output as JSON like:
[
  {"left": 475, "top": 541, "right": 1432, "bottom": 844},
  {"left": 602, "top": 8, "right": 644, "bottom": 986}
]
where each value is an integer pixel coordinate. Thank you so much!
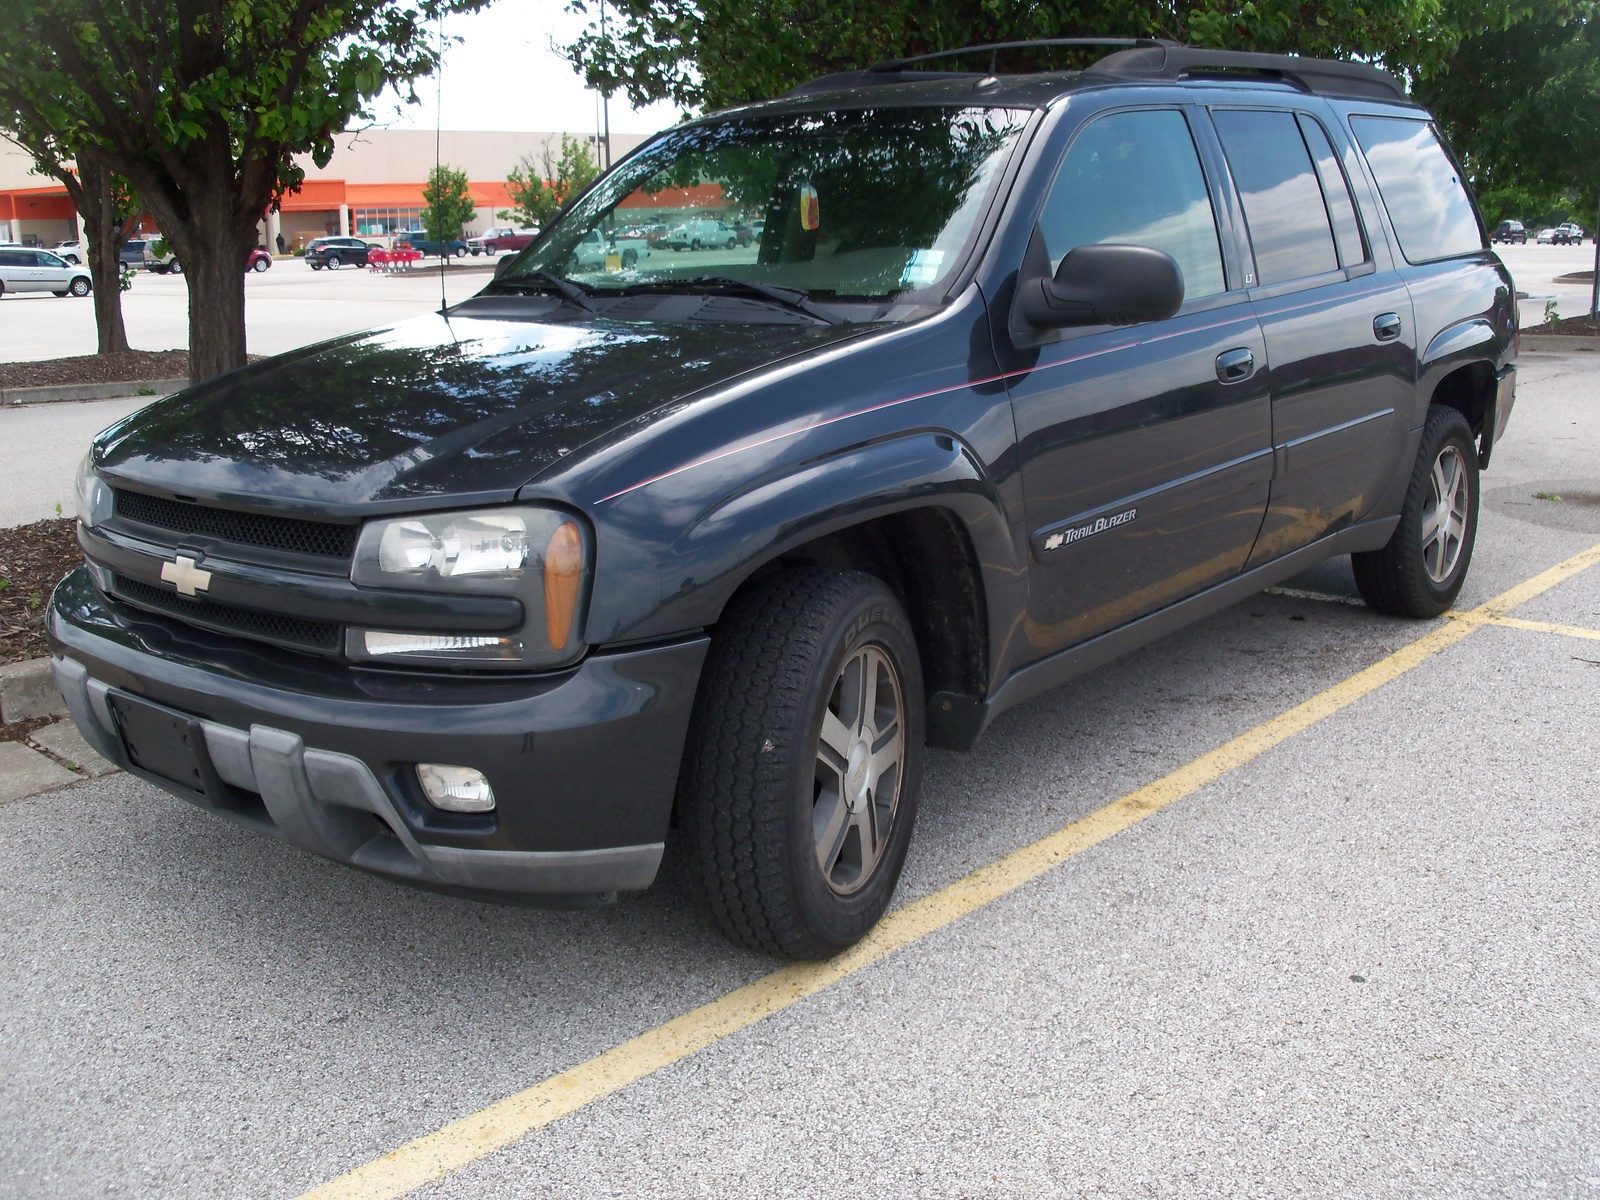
[
  {"left": 1350, "top": 116, "right": 1484, "bottom": 263},
  {"left": 1212, "top": 109, "right": 1339, "bottom": 286},
  {"left": 1037, "top": 108, "right": 1226, "bottom": 301},
  {"left": 1296, "top": 116, "right": 1368, "bottom": 268}
]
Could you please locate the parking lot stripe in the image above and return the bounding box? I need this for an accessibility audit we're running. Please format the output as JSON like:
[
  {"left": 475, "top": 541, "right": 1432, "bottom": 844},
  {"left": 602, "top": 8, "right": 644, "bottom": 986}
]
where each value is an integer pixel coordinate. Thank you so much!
[
  {"left": 292, "top": 539, "right": 1600, "bottom": 1200},
  {"left": 1451, "top": 612, "right": 1600, "bottom": 642}
]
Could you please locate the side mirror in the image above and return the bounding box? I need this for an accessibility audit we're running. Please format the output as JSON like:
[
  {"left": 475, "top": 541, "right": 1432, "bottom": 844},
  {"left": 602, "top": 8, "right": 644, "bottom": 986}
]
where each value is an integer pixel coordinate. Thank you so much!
[
  {"left": 1017, "top": 243, "right": 1184, "bottom": 329},
  {"left": 493, "top": 256, "right": 515, "bottom": 279}
]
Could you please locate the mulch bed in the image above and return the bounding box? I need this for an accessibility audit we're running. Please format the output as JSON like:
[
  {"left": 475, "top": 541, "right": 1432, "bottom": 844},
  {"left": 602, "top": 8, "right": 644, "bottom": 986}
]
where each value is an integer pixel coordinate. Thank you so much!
[
  {"left": 1522, "top": 315, "right": 1600, "bottom": 336},
  {"left": 0, "top": 350, "right": 189, "bottom": 390},
  {"left": 0, "top": 518, "right": 82, "bottom": 665}
]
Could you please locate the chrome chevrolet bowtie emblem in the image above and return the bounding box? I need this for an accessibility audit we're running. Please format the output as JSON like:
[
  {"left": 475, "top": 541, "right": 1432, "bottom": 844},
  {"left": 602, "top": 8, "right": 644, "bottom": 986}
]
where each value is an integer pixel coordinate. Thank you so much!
[{"left": 160, "top": 555, "right": 212, "bottom": 597}]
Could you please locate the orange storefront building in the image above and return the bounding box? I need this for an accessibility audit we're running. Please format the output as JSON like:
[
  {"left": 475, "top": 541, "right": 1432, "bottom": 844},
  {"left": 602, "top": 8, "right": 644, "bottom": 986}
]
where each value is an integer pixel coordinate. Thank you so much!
[{"left": 0, "top": 128, "right": 653, "bottom": 251}]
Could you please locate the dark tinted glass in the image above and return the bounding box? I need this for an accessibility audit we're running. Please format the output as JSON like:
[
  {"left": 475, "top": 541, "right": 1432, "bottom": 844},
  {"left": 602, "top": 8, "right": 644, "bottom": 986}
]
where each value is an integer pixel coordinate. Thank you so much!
[
  {"left": 1039, "top": 108, "right": 1225, "bottom": 299},
  {"left": 1297, "top": 116, "right": 1367, "bottom": 268},
  {"left": 0, "top": 250, "right": 30, "bottom": 266},
  {"left": 1350, "top": 116, "right": 1483, "bottom": 263},
  {"left": 1212, "top": 109, "right": 1338, "bottom": 286}
]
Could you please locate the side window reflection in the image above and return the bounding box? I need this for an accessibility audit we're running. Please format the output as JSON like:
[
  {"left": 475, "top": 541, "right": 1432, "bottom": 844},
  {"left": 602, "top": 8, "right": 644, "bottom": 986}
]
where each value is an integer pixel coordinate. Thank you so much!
[{"left": 1038, "top": 109, "right": 1227, "bottom": 301}]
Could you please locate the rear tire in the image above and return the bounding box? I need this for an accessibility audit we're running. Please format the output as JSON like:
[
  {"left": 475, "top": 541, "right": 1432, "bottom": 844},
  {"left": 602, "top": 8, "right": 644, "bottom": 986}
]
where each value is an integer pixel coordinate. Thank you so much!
[
  {"left": 679, "top": 569, "right": 925, "bottom": 959},
  {"left": 1352, "top": 404, "right": 1479, "bottom": 618}
]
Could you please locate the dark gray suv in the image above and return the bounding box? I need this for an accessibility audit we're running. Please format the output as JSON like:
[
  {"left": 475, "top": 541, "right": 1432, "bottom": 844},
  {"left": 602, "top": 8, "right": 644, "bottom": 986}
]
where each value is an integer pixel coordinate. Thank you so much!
[{"left": 53, "top": 42, "right": 1514, "bottom": 957}]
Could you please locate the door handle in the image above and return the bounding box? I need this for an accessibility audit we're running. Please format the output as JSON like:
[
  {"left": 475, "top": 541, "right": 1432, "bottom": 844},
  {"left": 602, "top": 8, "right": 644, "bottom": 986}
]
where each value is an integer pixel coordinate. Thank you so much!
[
  {"left": 1373, "top": 312, "right": 1402, "bottom": 342},
  {"left": 1215, "top": 347, "right": 1255, "bottom": 384}
]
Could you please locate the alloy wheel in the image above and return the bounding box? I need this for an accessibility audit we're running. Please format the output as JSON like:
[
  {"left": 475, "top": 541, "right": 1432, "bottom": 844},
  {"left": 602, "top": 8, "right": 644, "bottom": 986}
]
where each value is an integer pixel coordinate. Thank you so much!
[
  {"left": 812, "top": 644, "right": 906, "bottom": 896},
  {"left": 1422, "top": 444, "right": 1469, "bottom": 583}
]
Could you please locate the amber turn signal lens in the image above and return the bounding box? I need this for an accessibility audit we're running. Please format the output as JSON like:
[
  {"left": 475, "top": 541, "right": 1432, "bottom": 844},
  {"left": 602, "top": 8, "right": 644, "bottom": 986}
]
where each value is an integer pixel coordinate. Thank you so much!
[{"left": 543, "top": 521, "right": 583, "bottom": 649}]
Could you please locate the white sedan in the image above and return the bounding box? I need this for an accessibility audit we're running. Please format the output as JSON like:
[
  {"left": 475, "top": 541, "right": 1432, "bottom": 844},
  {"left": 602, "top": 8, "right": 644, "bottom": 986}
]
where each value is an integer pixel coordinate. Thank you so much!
[
  {"left": 1536, "top": 227, "right": 1557, "bottom": 244},
  {"left": 0, "top": 247, "right": 93, "bottom": 297}
]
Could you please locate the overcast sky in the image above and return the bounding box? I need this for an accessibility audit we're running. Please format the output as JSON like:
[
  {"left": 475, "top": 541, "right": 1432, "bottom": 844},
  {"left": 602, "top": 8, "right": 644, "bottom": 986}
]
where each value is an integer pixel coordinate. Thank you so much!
[{"left": 370, "top": 1, "right": 684, "bottom": 136}]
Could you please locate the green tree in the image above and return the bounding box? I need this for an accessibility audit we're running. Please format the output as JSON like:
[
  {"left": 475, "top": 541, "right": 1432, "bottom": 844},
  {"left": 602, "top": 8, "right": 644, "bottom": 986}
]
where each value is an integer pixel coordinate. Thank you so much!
[
  {"left": 0, "top": 0, "right": 487, "bottom": 383},
  {"left": 502, "top": 134, "right": 601, "bottom": 229},
  {"left": 565, "top": 0, "right": 1444, "bottom": 112},
  {"left": 421, "top": 163, "right": 476, "bottom": 245}
]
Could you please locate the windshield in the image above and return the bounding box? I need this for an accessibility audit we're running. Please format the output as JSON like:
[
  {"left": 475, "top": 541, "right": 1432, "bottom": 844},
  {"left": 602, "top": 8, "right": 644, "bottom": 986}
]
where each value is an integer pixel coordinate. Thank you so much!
[{"left": 497, "top": 106, "right": 1030, "bottom": 301}]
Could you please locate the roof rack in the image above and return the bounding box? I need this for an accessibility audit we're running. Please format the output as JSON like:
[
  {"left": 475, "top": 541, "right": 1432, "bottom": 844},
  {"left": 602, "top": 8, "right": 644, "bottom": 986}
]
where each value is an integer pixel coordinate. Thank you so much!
[
  {"left": 785, "top": 38, "right": 1175, "bottom": 96},
  {"left": 785, "top": 39, "right": 1406, "bottom": 103},
  {"left": 869, "top": 38, "right": 1175, "bottom": 75},
  {"left": 1084, "top": 44, "right": 1406, "bottom": 101}
]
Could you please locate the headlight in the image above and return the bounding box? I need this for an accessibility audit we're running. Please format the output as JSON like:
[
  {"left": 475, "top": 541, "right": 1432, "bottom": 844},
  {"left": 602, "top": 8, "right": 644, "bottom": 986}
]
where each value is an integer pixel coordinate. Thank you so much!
[
  {"left": 349, "top": 506, "right": 590, "bottom": 668},
  {"left": 75, "top": 454, "right": 112, "bottom": 528}
]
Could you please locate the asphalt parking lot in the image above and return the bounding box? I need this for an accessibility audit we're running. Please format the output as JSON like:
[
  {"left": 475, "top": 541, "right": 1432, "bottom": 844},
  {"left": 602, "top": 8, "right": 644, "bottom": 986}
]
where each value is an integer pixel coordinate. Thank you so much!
[
  {"left": 0, "top": 345, "right": 1596, "bottom": 1199},
  {"left": 0, "top": 241, "right": 1593, "bottom": 366}
]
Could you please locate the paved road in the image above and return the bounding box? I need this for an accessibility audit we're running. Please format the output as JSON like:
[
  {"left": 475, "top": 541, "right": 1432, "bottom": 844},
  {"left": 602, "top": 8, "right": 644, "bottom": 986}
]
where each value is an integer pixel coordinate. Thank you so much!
[
  {"left": 0, "top": 396, "right": 155, "bottom": 527},
  {"left": 1, "top": 351, "right": 1597, "bottom": 1200}
]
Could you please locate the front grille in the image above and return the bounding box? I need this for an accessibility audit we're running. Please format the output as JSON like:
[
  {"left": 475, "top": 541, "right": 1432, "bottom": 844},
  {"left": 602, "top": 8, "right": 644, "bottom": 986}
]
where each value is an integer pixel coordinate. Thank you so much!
[
  {"left": 114, "top": 489, "right": 359, "bottom": 561},
  {"left": 110, "top": 574, "right": 342, "bottom": 655}
]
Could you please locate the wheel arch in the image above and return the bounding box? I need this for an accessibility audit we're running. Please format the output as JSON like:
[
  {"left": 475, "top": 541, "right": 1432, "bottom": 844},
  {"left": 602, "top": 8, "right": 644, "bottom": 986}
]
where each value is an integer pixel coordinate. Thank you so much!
[{"left": 633, "top": 432, "right": 1021, "bottom": 749}]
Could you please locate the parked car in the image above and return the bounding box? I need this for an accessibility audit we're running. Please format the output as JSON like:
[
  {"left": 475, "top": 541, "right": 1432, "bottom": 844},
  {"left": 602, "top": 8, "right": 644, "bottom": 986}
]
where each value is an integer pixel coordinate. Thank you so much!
[
  {"left": 1491, "top": 220, "right": 1526, "bottom": 244},
  {"left": 246, "top": 248, "right": 273, "bottom": 272},
  {"left": 53, "top": 240, "right": 84, "bottom": 264},
  {"left": 568, "top": 228, "right": 651, "bottom": 271},
  {"left": 1536, "top": 228, "right": 1557, "bottom": 244},
  {"left": 480, "top": 227, "right": 539, "bottom": 254},
  {"left": 1552, "top": 223, "right": 1585, "bottom": 245},
  {"left": 659, "top": 218, "right": 740, "bottom": 250},
  {"left": 119, "top": 239, "right": 154, "bottom": 270},
  {"left": 397, "top": 232, "right": 470, "bottom": 258},
  {"left": 55, "top": 44, "right": 1517, "bottom": 959},
  {"left": 0, "top": 246, "right": 92, "bottom": 296},
  {"left": 305, "top": 237, "right": 376, "bottom": 270}
]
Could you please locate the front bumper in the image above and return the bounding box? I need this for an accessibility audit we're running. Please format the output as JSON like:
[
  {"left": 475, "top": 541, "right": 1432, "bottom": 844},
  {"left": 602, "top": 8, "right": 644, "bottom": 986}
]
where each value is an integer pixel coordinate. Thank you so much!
[{"left": 48, "top": 568, "right": 708, "bottom": 900}]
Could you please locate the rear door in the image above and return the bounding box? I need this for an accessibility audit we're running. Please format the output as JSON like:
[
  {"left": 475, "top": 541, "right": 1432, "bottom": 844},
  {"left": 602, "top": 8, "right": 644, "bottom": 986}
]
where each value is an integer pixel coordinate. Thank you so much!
[
  {"left": 998, "top": 105, "right": 1272, "bottom": 658},
  {"left": 1206, "top": 106, "right": 1416, "bottom": 564}
]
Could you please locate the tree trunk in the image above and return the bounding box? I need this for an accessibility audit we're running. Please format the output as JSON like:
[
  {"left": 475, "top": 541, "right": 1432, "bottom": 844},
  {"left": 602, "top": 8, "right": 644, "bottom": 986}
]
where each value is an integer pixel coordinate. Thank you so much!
[
  {"left": 160, "top": 195, "right": 253, "bottom": 383},
  {"left": 76, "top": 157, "right": 131, "bottom": 356}
]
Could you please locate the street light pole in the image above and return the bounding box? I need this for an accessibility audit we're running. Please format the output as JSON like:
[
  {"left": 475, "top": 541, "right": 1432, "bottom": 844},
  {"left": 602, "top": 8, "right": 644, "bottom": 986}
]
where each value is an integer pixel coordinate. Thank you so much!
[{"left": 600, "top": 0, "right": 612, "bottom": 170}]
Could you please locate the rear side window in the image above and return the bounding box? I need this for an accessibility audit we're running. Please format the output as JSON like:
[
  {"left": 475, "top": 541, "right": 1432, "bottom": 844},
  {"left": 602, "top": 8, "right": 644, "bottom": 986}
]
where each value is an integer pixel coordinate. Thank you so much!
[
  {"left": 1039, "top": 108, "right": 1226, "bottom": 300},
  {"left": 1296, "top": 116, "right": 1368, "bottom": 268},
  {"left": 1350, "top": 116, "right": 1483, "bottom": 263},
  {"left": 0, "top": 250, "right": 28, "bottom": 267},
  {"left": 1211, "top": 109, "right": 1338, "bottom": 286}
]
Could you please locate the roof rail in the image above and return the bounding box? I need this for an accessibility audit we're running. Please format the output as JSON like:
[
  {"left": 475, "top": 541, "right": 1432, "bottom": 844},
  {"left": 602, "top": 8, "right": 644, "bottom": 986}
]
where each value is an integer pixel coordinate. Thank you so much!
[
  {"left": 785, "top": 38, "right": 1178, "bottom": 96},
  {"left": 869, "top": 38, "right": 1176, "bottom": 75},
  {"left": 1084, "top": 44, "right": 1406, "bottom": 101}
]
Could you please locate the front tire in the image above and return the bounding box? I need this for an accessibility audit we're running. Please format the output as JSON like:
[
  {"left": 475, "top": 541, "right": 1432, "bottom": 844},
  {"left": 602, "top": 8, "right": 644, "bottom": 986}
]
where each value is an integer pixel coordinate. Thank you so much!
[
  {"left": 1352, "top": 405, "right": 1479, "bottom": 618},
  {"left": 70, "top": 277, "right": 91, "bottom": 296},
  {"left": 680, "top": 569, "right": 925, "bottom": 959},
  {"left": 252, "top": 256, "right": 270, "bottom": 272}
]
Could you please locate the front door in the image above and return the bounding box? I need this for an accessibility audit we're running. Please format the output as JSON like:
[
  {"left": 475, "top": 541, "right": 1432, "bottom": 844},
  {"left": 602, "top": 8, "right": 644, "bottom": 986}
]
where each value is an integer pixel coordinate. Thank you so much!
[
  {"left": 1205, "top": 107, "right": 1416, "bottom": 564},
  {"left": 999, "top": 107, "right": 1273, "bottom": 662}
]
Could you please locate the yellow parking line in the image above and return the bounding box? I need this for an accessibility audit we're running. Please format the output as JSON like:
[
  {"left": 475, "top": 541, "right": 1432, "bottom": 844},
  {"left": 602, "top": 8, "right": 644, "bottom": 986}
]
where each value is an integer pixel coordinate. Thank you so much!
[
  {"left": 293, "top": 539, "right": 1600, "bottom": 1200},
  {"left": 1448, "top": 611, "right": 1600, "bottom": 642}
]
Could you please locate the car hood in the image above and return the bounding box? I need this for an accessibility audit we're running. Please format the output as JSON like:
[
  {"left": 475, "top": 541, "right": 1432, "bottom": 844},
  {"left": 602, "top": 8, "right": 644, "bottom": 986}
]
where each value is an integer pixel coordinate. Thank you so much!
[{"left": 94, "top": 306, "right": 866, "bottom": 515}]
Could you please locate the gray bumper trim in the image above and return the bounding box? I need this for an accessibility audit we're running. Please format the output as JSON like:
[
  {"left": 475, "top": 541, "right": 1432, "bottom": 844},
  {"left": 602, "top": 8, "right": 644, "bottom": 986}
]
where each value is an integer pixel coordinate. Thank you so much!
[{"left": 52, "top": 655, "right": 663, "bottom": 895}]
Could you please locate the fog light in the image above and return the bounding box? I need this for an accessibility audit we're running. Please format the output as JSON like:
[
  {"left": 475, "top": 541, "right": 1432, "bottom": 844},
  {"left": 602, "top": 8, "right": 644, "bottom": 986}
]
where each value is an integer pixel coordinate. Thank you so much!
[{"left": 416, "top": 764, "right": 495, "bottom": 812}]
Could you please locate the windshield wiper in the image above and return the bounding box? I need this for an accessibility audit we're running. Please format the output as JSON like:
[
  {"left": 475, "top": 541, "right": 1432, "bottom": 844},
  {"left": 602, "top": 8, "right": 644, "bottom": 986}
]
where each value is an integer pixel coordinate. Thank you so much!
[
  {"left": 626, "top": 277, "right": 843, "bottom": 325},
  {"left": 497, "top": 270, "right": 597, "bottom": 313}
]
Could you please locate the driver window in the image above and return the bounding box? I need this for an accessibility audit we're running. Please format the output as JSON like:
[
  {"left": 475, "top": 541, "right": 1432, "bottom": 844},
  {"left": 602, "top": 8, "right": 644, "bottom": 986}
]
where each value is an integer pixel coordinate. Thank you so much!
[{"left": 1038, "top": 109, "right": 1226, "bottom": 300}]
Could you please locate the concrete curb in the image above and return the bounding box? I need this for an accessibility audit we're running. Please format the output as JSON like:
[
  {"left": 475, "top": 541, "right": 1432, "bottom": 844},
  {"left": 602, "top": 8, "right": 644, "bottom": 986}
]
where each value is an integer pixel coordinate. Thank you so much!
[
  {"left": 1521, "top": 335, "right": 1600, "bottom": 352},
  {"left": 0, "top": 658, "right": 67, "bottom": 724},
  {"left": 0, "top": 740, "right": 77, "bottom": 805},
  {"left": 2, "top": 378, "right": 188, "bottom": 406}
]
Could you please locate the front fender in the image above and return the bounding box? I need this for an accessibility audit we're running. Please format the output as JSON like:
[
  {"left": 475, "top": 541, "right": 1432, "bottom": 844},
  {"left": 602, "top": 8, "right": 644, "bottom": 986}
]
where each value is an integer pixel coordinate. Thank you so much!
[{"left": 620, "top": 432, "right": 1022, "bottom": 648}]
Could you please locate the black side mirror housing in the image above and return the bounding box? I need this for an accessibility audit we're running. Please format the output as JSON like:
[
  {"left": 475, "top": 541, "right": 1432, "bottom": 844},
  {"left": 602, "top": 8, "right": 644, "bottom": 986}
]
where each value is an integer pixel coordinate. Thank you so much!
[{"left": 1016, "top": 241, "right": 1185, "bottom": 329}]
